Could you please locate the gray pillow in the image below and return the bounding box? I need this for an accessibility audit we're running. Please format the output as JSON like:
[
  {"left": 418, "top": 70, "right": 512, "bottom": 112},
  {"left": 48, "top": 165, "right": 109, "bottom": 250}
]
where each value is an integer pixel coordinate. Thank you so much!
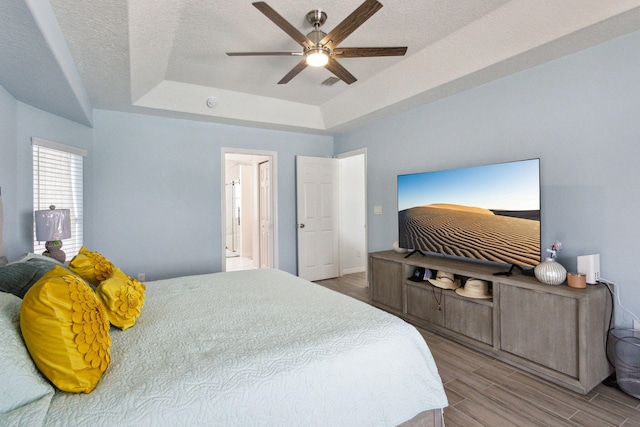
[{"left": 0, "top": 258, "right": 59, "bottom": 298}]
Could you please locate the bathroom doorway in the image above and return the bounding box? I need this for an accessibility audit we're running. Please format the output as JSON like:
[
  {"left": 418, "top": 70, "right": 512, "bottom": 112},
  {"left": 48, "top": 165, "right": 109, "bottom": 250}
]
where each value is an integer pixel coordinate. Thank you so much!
[{"left": 222, "top": 149, "right": 277, "bottom": 272}]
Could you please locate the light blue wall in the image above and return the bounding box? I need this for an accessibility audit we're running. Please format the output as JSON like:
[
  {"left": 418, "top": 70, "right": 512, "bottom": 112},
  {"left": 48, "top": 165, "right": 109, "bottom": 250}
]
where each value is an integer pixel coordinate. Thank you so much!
[
  {"left": 335, "top": 30, "right": 640, "bottom": 328},
  {"left": 91, "top": 110, "right": 333, "bottom": 279},
  {"left": 1, "top": 93, "right": 332, "bottom": 278},
  {"left": 0, "top": 86, "right": 18, "bottom": 259},
  {"left": 0, "top": 88, "right": 93, "bottom": 261}
]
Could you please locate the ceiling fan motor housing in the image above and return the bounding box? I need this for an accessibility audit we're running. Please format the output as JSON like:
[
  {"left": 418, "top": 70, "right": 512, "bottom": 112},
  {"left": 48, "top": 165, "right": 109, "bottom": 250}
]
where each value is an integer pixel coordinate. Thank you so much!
[
  {"left": 306, "top": 10, "right": 327, "bottom": 28},
  {"left": 307, "top": 29, "right": 328, "bottom": 48}
]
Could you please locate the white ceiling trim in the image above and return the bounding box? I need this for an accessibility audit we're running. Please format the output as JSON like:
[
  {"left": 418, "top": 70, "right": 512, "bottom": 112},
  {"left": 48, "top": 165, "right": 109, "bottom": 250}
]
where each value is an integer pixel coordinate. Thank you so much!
[{"left": 134, "top": 80, "right": 326, "bottom": 130}]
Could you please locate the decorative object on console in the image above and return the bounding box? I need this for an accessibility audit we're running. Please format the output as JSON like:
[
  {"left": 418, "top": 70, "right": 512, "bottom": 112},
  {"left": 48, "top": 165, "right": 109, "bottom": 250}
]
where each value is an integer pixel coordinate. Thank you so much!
[
  {"left": 392, "top": 241, "right": 408, "bottom": 254},
  {"left": 567, "top": 272, "right": 587, "bottom": 289},
  {"left": 427, "top": 271, "right": 461, "bottom": 290},
  {"left": 455, "top": 278, "right": 492, "bottom": 299},
  {"left": 34, "top": 206, "right": 71, "bottom": 263},
  {"left": 534, "top": 258, "right": 567, "bottom": 285},
  {"left": 393, "top": 240, "right": 408, "bottom": 254},
  {"left": 534, "top": 241, "right": 567, "bottom": 285}
]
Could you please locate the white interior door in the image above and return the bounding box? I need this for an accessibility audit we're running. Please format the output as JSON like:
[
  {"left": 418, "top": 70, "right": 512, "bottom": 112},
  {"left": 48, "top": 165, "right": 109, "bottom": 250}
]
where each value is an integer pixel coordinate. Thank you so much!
[
  {"left": 296, "top": 156, "right": 339, "bottom": 281},
  {"left": 259, "top": 160, "right": 271, "bottom": 268}
]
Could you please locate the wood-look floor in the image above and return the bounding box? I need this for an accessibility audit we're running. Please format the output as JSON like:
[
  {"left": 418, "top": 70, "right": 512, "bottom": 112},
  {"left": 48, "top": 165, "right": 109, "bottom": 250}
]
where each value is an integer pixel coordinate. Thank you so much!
[{"left": 315, "top": 272, "right": 640, "bottom": 427}]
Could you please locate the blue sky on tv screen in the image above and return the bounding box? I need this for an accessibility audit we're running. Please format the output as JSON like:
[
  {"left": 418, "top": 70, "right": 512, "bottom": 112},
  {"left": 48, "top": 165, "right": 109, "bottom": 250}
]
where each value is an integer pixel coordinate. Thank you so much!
[{"left": 398, "top": 159, "right": 540, "bottom": 212}]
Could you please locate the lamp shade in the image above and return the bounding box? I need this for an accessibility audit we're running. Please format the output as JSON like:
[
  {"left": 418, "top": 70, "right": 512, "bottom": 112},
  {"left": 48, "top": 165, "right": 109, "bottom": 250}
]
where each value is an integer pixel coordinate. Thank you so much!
[{"left": 35, "top": 207, "right": 71, "bottom": 241}]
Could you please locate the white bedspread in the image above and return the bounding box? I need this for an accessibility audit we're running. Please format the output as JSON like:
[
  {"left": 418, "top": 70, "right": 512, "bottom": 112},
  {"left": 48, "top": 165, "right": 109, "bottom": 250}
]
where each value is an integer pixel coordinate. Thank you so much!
[{"left": 42, "top": 269, "right": 447, "bottom": 426}]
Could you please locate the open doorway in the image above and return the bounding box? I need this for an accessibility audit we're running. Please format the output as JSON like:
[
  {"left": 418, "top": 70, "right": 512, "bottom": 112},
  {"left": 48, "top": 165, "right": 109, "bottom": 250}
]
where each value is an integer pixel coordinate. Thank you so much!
[
  {"left": 222, "top": 149, "right": 278, "bottom": 272},
  {"left": 337, "top": 149, "right": 367, "bottom": 285}
]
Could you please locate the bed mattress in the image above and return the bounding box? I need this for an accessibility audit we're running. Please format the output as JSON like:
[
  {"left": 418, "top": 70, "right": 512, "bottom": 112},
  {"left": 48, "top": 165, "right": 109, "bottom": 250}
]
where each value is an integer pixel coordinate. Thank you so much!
[{"left": 37, "top": 268, "right": 447, "bottom": 426}]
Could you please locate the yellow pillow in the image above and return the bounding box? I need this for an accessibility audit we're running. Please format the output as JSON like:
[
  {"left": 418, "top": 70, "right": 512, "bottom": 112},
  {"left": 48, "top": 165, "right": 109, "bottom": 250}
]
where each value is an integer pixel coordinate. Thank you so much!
[
  {"left": 96, "top": 269, "right": 146, "bottom": 330},
  {"left": 20, "top": 265, "right": 111, "bottom": 393},
  {"left": 68, "top": 246, "right": 116, "bottom": 286}
]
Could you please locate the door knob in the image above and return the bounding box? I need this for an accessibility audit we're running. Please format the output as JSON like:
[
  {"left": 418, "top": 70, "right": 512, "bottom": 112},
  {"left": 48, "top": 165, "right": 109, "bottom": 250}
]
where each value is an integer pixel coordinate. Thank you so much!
[{"left": 299, "top": 223, "right": 305, "bottom": 228}]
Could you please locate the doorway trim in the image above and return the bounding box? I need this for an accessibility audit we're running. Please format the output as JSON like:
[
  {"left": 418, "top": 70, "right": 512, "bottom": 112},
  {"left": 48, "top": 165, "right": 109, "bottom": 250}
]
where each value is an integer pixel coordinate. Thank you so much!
[{"left": 221, "top": 147, "right": 278, "bottom": 272}]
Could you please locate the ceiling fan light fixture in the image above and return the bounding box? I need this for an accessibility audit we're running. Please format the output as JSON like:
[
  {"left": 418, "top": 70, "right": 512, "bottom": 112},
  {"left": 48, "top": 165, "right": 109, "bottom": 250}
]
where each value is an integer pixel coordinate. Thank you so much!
[
  {"left": 306, "top": 48, "right": 329, "bottom": 67},
  {"left": 226, "top": 1, "right": 407, "bottom": 84}
]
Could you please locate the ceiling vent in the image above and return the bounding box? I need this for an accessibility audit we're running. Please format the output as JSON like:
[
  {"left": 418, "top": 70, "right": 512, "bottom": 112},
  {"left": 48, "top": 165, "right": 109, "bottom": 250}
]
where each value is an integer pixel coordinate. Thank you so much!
[{"left": 321, "top": 77, "right": 341, "bottom": 87}]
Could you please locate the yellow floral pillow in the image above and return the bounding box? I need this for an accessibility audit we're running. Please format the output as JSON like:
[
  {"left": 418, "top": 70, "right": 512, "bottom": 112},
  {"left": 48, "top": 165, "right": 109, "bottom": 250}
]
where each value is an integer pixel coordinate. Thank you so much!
[
  {"left": 96, "top": 269, "right": 146, "bottom": 330},
  {"left": 20, "top": 265, "right": 111, "bottom": 393},
  {"left": 68, "top": 246, "right": 116, "bottom": 286}
]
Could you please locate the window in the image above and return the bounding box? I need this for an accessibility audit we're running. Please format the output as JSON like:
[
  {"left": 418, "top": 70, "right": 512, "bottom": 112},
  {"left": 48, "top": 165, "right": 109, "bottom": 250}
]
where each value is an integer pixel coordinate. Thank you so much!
[{"left": 32, "top": 138, "right": 87, "bottom": 258}]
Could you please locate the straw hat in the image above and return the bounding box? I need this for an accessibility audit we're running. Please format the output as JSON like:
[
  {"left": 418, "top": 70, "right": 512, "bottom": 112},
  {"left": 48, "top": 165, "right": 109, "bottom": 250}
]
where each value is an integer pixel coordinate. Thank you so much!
[
  {"left": 455, "top": 278, "right": 491, "bottom": 299},
  {"left": 428, "top": 271, "right": 461, "bottom": 290}
]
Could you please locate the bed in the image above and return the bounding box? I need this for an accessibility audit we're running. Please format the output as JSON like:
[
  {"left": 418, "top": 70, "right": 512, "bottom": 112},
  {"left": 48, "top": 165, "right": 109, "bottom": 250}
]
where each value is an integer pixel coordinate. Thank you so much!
[{"left": 1, "top": 255, "right": 448, "bottom": 426}]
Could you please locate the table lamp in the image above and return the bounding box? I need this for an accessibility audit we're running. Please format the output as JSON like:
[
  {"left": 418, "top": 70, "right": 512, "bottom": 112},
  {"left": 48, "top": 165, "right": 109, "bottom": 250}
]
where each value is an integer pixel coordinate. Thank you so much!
[{"left": 35, "top": 205, "right": 71, "bottom": 263}]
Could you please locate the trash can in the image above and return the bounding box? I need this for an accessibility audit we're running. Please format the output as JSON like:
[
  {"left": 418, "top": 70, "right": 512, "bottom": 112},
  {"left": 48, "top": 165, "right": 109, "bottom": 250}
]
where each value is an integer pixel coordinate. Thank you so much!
[{"left": 608, "top": 329, "right": 640, "bottom": 399}]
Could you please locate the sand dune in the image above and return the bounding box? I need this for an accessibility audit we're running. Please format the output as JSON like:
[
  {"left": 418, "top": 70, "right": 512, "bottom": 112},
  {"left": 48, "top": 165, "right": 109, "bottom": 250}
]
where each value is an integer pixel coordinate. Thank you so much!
[
  {"left": 399, "top": 205, "right": 540, "bottom": 268},
  {"left": 427, "top": 204, "right": 495, "bottom": 215}
]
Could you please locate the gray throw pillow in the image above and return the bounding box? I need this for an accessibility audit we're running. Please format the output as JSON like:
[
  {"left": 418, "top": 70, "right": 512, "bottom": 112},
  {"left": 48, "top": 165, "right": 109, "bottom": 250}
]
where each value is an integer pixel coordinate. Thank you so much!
[{"left": 0, "top": 259, "right": 58, "bottom": 298}]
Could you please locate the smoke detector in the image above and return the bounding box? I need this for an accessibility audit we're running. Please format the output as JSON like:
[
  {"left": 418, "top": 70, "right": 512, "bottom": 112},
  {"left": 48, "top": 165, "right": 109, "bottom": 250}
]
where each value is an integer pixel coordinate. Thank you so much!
[{"left": 206, "top": 97, "right": 219, "bottom": 108}]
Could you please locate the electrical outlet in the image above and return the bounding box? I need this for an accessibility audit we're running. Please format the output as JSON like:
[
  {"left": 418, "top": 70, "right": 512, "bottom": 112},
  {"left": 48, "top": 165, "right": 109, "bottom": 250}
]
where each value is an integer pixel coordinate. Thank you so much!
[
  {"left": 634, "top": 320, "right": 640, "bottom": 330},
  {"left": 138, "top": 273, "right": 145, "bottom": 282}
]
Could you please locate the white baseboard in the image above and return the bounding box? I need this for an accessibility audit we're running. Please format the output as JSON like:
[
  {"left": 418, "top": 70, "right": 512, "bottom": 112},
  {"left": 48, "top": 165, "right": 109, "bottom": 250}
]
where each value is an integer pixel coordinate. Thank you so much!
[{"left": 341, "top": 266, "right": 366, "bottom": 276}]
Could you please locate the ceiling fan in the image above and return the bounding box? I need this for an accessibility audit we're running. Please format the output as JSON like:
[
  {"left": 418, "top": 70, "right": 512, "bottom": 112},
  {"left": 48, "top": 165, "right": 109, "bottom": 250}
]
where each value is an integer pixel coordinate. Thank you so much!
[{"left": 226, "top": 0, "right": 407, "bottom": 85}]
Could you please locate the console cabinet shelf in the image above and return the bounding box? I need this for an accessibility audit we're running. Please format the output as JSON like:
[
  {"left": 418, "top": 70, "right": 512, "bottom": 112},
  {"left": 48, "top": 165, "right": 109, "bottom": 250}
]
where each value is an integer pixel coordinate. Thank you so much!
[{"left": 368, "top": 250, "right": 612, "bottom": 394}]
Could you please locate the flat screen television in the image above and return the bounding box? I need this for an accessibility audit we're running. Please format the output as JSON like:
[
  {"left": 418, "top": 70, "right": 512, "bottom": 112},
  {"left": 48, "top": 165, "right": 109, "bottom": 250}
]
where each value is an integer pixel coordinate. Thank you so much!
[{"left": 398, "top": 158, "right": 540, "bottom": 271}]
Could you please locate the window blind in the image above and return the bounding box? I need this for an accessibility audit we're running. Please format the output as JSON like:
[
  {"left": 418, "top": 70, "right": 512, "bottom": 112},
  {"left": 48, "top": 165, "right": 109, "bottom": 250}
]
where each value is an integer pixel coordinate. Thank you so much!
[{"left": 32, "top": 138, "right": 87, "bottom": 258}]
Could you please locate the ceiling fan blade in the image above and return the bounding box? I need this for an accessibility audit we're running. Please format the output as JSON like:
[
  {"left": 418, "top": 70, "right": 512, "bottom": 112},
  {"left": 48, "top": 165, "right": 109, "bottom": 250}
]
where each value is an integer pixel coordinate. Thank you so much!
[
  {"left": 319, "top": 0, "right": 382, "bottom": 48},
  {"left": 253, "top": 2, "right": 314, "bottom": 48},
  {"left": 278, "top": 59, "right": 308, "bottom": 84},
  {"left": 325, "top": 58, "right": 357, "bottom": 85},
  {"left": 227, "top": 52, "right": 303, "bottom": 56},
  {"left": 332, "top": 47, "right": 407, "bottom": 58}
]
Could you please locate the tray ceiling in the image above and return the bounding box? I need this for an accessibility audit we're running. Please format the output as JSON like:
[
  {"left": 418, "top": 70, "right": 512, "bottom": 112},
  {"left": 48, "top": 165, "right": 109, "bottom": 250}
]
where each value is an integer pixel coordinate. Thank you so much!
[{"left": 2, "top": 1, "right": 640, "bottom": 133}]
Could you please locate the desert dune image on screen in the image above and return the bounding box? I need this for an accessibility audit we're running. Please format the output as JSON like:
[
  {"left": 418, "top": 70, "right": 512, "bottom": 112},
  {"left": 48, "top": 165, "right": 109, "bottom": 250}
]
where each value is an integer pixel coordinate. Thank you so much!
[{"left": 398, "top": 159, "right": 540, "bottom": 267}]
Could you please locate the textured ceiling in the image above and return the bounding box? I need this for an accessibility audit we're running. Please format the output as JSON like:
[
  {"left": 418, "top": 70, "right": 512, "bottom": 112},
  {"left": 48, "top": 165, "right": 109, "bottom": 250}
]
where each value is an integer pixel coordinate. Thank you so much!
[{"left": 2, "top": 1, "right": 640, "bottom": 133}]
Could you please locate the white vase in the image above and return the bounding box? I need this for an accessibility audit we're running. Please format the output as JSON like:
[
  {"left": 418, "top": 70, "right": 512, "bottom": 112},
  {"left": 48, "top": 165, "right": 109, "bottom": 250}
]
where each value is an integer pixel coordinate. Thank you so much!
[
  {"left": 534, "top": 257, "right": 567, "bottom": 285},
  {"left": 392, "top": 241, "right": 407, "bottom": 254}
]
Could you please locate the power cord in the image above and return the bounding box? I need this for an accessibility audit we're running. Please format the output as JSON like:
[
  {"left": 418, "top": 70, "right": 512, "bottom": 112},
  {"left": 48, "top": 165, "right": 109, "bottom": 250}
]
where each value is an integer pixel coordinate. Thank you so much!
[
  {"left": 600, "top": 280, "right": 616, "bottom": 368},
  {"left": 599, "top": 278, "right": 640, "bottom": 326}
]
